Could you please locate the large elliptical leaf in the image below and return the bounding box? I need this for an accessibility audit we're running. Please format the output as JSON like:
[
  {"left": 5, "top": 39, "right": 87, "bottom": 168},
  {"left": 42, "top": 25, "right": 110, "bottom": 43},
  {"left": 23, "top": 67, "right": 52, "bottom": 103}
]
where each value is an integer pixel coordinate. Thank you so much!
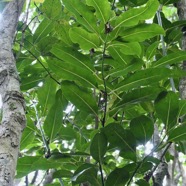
[
  {"left": 168, "top": 125, "right": 186, "bottom": 142},
  {"left": 86, "top": 0, "right": 112, "bottom": 24},
  {"left": 62, "top": 0, "right": 99, "bottom": 34},
  {"left": 43, "top": 90, "right": 64, "bottom": 141},
  {"left": 107, "top": 41, "right": 141, "bottom": 56},
  {"left": 110, "top": 86, "right": 163, "bottom": 116},
  {"left": 37, "top": 77, "right": 57, "bottom": 116},
  {"left": 69, "top": 27, "right": 101, "bottom": 50},
  {"left": 51, "top": 44, "right": 95, "bottom": 73},
  {"left": 120, "top": 24, "right": 165, "bottom": 42},
  {"left": 155, "top": 91, "right": 179, "bottom": 130},
  {"left": 105, "top": 167, "right": 130, "bottom": 186},
  {"left": 90, "top": 132, "right": 107, "bottom": 162},
  {"left": 112, "top": 68, "right": 174, "bottom": 93},
  {"left": 61, "top": 81, "right": 98, "bottom": 116},
  {"left": 47, "top": 58, "right": 97, "bottom": 88},
  {"left": 153, "top": 51, "right": 186, "bottom": 68},
  {"left": 130, "top": 115, "right": 154, "bottom": 144},
  {"left": 113, "top": 0, "right": 159, "bottom": 29},
  {"left": 102, "top": 123, "right": 136, "bottom": 161}
]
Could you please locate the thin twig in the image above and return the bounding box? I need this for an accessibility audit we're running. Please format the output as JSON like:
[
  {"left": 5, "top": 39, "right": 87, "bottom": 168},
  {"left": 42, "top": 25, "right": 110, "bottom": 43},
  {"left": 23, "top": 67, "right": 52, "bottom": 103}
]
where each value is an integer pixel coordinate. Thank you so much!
[
  {"left": 101, "top": 36, "right": 108, "bottom": 127},
  {"left": 99, "top": 162, "right": 105, "bottom": 186},
  {"left": 27, "top": 50, "right": 61, "bottom": 85}
]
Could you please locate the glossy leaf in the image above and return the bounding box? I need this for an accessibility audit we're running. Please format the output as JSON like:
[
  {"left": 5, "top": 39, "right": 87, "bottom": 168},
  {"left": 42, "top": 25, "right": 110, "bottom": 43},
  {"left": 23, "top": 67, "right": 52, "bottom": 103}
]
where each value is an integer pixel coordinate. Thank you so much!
[
  {"left": 72, "top": 164, "right": 100, "bottom": 185},
  {"left": 90, "top": 132, "right": 107, "bottom": 162},
  {"left": 107, "top": 59, "right": 143, "bottom": 78},
  {"left": 120, "top": 24, "right": 165, "bottom": 42},
  {"left": 105, "top": 168, "right": 130, "bottom": 186},
  {"left": 130, "top": 115, "right": 154, "bottom": 144},
  {"left": 168, "top": 125, "right": 186, "bottom": 142},
  {"left": 146, "top": 41, "right": 159, "bottom": 60},
  {"left": 112, "top": 68, "right": 172, "bottom": 93},
  {"left": 43, "top": 90, "right": 64, "bottom": 140},
  {"left": 113, "top": 0, "right": 159, "bottom": 29},
  {"left": 102, "top": 123, "right": 136, "bottom": 161},
  {"left": 62, "top": 0, "right": 99, "bottom": 34},
  {"left": 107, "top": 41, "right": 141, "bottom": 56},
  {"left": 20, "top": 118, "right": 37, "bottom": 150},
  {"left": 61, "top": 81, "right": 98, "bottom": 116},
  {"left": 16, "top": 156, "right": 61, "bottom": 178},
  {"left": 153, "top": 51, "right": 186, "bottom": 68},
  {"left": 86, "top": 0, "right": 112, "bottom": 24},
  {"left": 155, "top": 91, "right": 179, "bottom": 130},
  {"left": 69, "top": 27, "right": 101, "bottom": 50},
  {"left": 47, "top": 58, "right": 97, "bottom": 88},
  {"left": 110, "top": 86, "right": 163, "bottom": 116},
  {"left": 53, "top": 170, "right": 73, "bottom": 178},
  {"left": 33, "top": 18, "right": 54, "bottom": 43},
  {"left": 37, "top": 77, "right": 57, "bottom": 116},
  {"left": 51, "top": 44, "right": 95, "bottom": 73}
]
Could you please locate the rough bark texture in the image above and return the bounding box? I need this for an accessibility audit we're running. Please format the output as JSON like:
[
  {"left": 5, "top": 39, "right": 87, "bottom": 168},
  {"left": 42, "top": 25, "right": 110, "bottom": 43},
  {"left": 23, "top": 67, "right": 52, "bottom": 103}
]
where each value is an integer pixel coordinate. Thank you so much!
[
  {"left": 177, "top": 0, "right": 186, "bottom": 99},
  {"left": 0, "top": 0, "right": 26, "bottom": 185}
]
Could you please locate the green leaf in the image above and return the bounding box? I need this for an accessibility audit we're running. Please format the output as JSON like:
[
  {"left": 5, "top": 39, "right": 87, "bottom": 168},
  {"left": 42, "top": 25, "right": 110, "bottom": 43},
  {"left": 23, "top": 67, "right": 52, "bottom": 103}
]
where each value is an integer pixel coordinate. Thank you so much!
[
  {"left": 146, "top": 41, "right": 159, "bottom": 60},
  {"left": 72, "top": 164, "right": 100, "bottom": 185},
  {"left": 53, "top": 170, "right": 73, "bottom": 178},
  {"left": 108, "top": 47, "right": 132, "bottom": 65},
  {"left": 47, "top": 58, "right": 97, "bottom": 88},
  {"left": 16, "top": 156, "right": 61, "bottom": 178},
  {"left": 130, "top": 115, "right": 154, "bottom": 144},
  {"left": 86, "top": 0, "right": 112, "bottom": 24},
  {"left": 120, "top": 24, "right": 165, "bottom": 42},
  {"left": 37, "top": 77, "right": 57, "bottom": 116},
  {"left": 107, "top": 41, "right": 141, "bottom": 56},
  {"left": 62, "top": 0, "right": 99, "bottom": 34},
  {"left": 51, "top": 44, "right": 95, "bottom": 73},
  {"left": 33, "top": 18, "right": 54, "bottom": 43},
  {"left": 21, "top": 74, "right": 44, "bottom": 91},
  {"left": 111, "top": 87, "right": 163, "bottom": 113},
  {"left": 102, "top": 123, "right": 136, "bottom": 161},
  {"left": 61, "top": 81, "right": 98, "bottom": 116},
  {"left": 59, "top": 126, "right": 77, "bottom": 140},
  {"left": 20, "top": 118, "right": 37, "bottom": 150},
  {"left": 153, "top": 51, "right": 186, "bottom": 68},
  {"left": 136, "top": 179, "right": 150, "bottom": 186},
  {"left": 105, "top": 168, "right": 130, "bottom": 186},
  {"left": 107, "top": 58, "right": 143, "bottom": 78},
  {"left": 90, "top": 132, "right": 107, "bottom": 162},
  {"left": 112, "top": 68, "right": 172, "bottom": 93},
  {"left": 42, "top": 0, "right": 61, "bottom": 19},
  {"left": 113, "top": 0, "right": 159, "bottom": 29},
  {"left": 43, "top": 90, "right": 64, "bottom": 140},
  {"left": 168, "top": 124, "right": 186, "bottom": 142},
  {"left": 69, "top": 27, "right": 101, "bottom": 50},
  {"left": 155, "top": 91, "right": 179, "bottom": 130}
]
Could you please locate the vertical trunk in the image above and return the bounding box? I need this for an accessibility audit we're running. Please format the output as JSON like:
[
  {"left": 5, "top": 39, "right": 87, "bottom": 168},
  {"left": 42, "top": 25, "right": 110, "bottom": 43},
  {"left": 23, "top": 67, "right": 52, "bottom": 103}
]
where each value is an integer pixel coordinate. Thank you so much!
[
  {"left": 177, "top": 0, "right": 186, "bottom": 99},
  {"left": 177, "top": 1, "right": 186, "bottom": 185},
  {"left": 0, "top": 0, "right": 26, "bottom": 185}
]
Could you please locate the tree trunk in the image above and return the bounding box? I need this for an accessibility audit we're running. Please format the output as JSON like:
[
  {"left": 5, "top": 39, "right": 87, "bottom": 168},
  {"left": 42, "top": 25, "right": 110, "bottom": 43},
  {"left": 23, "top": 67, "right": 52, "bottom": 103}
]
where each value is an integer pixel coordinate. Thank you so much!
[
  {"left": 0, "top": 0, "right": 26, "bottom": 185},
  {"left": 177, "top": 0, "right": 186, "bottom": 100}
]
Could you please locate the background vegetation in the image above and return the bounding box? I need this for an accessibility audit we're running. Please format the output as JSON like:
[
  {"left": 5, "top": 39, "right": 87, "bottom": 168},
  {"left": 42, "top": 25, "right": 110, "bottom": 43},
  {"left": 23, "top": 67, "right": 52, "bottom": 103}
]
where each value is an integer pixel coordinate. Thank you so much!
[{"left": 10, "top": 0, "right": 186, "bottom": 185}]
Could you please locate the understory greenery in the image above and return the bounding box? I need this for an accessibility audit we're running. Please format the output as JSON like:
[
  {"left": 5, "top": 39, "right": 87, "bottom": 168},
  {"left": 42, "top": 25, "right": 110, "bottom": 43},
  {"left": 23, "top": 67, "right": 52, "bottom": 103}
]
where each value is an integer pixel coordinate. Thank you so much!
[{"left": 14, "top": 0, "right": 186, "bottom": 185}]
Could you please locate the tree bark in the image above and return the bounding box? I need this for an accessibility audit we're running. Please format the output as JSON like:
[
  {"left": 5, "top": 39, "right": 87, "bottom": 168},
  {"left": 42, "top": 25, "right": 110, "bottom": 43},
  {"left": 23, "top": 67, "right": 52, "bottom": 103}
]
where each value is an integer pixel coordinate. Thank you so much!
[
  {"left": 0, "top": 0, "right": 26, "bottom": 185},
  {"left": 177, "top": 0, "right": 186, "bottom": 99}
]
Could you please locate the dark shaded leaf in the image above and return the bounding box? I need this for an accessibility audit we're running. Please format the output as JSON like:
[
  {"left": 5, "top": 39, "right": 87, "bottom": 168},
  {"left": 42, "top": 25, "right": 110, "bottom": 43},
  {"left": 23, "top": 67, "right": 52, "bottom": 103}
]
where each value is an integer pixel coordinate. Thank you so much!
[
  {"left": 90, "top": 132, "right": 107, "bottom": 162},
  {"left": 130, "top": 115, "right": 154, "bottom": 144},
  {"left": 105, "top": 168, "right": 130, "bottom": 186},
  {"left": 61, "top": 81, "right": 98, "bottom": 116}
]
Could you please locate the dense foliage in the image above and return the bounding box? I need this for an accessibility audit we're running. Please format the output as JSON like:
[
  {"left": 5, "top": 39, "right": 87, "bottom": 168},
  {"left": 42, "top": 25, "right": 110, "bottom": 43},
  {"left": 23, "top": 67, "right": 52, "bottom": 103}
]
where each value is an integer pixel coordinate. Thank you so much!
[{"left": 13, "top": 0, "right": 186, "bottom": 185}]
